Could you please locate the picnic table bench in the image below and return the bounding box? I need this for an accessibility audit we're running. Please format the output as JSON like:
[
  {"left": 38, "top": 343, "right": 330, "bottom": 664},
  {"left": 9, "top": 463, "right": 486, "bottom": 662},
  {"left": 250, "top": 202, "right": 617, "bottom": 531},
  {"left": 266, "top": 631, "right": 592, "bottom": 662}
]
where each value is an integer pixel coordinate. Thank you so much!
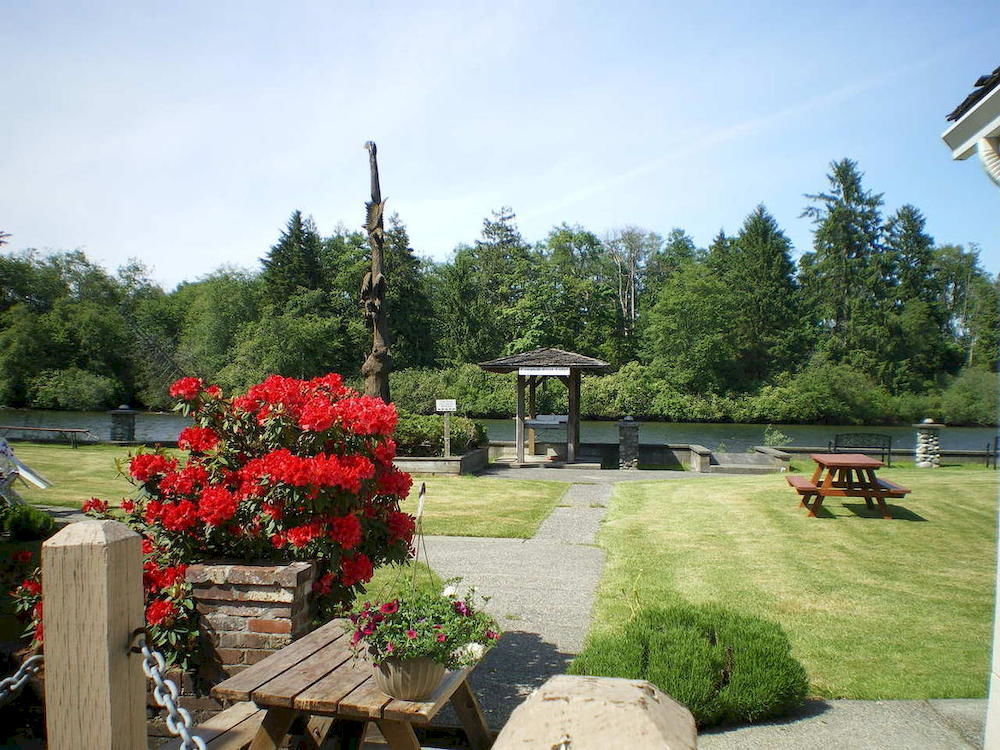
[
  {"left": 0, "top": 425, "right": 97, "bottom": 448},
  {"left": 786, "top": 453, "right": 911, "bottom": 519}
]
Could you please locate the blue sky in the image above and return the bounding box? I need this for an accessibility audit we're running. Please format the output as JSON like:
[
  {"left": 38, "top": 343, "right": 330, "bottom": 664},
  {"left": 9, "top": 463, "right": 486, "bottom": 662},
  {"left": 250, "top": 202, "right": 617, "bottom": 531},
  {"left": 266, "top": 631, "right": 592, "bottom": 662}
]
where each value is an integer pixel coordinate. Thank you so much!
[{"left": 2, "top": 0, "right": 998, "bottom": 289}]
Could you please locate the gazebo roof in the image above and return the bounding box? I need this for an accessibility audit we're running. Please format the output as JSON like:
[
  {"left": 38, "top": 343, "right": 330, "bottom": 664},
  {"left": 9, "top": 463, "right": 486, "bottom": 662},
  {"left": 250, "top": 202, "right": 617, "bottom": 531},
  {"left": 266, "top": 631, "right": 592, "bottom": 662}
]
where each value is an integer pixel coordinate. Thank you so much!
[{"left": 478, "top": 347, "right": 610, "bottom": 373}]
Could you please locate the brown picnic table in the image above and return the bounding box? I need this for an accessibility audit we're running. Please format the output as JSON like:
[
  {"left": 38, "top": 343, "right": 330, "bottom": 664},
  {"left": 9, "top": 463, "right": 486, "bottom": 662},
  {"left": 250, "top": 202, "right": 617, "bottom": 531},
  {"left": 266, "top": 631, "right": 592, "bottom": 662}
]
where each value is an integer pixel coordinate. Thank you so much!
[
  {"left": 206, "top": 618, "right": 493, "bottom": 750},
  {"left": 786, "top": 453, "right": 911, "bottom": 519}
]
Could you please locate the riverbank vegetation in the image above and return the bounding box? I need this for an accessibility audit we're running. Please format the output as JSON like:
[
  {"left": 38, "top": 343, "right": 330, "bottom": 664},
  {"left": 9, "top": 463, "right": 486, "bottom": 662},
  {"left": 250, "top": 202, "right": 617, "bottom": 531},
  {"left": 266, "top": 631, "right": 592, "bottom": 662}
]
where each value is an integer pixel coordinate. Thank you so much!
[
  {"left": 1, "top": 159, "right": 996, "bottom": 425},
  {"left": 586, "top": 467, "right": 998, "bottom": 698}
]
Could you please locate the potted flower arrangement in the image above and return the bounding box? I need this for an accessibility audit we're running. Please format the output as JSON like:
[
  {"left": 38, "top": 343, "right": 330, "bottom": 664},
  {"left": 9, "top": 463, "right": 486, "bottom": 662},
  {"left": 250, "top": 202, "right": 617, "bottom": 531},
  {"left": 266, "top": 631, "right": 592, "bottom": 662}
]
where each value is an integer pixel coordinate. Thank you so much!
[{"left": 351, "top": 587, "right": 501, "bottom": 700}]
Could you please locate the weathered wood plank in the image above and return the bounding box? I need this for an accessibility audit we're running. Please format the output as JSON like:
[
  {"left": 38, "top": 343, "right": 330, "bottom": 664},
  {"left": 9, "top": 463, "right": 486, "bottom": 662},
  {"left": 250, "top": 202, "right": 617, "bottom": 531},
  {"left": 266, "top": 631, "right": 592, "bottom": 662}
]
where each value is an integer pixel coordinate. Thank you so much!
[
  {"left": 293, "top": 656, "right": 376, "bottom": 716},
  {"left": 252, "top": 638, "right": 354, "bottom": 708},
  {"left": 160, "top": 702, "right": 264, "bottom": 749},
  {"left": 212, "top": 620, "right": 346, "bottom": 702}
]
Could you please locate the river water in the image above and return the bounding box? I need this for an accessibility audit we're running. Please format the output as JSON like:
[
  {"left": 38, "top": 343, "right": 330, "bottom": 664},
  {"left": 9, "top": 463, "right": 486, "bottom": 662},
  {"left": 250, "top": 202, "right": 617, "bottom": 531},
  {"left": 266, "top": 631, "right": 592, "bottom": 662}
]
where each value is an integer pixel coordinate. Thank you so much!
[{"left": 0, "top": 408, "right": 994, "bottom": 452}]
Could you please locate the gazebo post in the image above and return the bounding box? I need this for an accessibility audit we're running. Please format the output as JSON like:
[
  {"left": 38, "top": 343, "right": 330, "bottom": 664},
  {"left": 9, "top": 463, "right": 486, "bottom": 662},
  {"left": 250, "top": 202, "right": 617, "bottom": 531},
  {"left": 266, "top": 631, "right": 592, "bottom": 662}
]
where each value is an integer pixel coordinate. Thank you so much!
[
  {"left": 567, "top": 369, "right": 580, "bottom": 464},
  {"left": 516, "top": 374, "right": 526, "bottom": 464},
  {"left": 527, "top": 377, "right": 537, "bottom": 457}
]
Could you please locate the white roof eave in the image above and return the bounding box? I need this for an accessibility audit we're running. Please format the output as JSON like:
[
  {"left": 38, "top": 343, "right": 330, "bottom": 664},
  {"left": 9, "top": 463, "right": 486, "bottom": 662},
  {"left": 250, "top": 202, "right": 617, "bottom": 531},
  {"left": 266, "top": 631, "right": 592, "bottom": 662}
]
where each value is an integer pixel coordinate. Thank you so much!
[{"left": 942, "top": 85, "right": 1000, "bottom": 160}]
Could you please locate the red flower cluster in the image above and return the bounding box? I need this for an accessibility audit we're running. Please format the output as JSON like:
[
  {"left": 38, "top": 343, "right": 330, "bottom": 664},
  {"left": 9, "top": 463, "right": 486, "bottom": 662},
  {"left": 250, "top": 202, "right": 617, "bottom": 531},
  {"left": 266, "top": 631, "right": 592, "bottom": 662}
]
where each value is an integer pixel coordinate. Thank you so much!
[
  {"left": 169, "top": 377, "right": 204, "bottom": 400},
  {"left": 146, "top": 599, "right": 179, "bottom": 626},
  {"left": 243, "top": 450, "right": 375, "bottom": 494},
  {"left": 144, "top": 561, "right": 187, "bottom": 593},
  {"left": 197, "top": 487, "right": 238, "bottom": 526},
  {"left": 130, "top": 453, "right": 178, "bottom": 482},
  {"left": 82, "top": 497, "right": 109, "bottom": 514},
  {"left": 159, "top": 464, "right": 209, "bottom": 497},
  {"left": 233, "top": 373, "right": 347, "bottom": 425},
  {"left": 340, "top": 553, "right": 374, "bottom": 587},
  {"left": 386, "top": 511, "right": 415, "bottom": 544},
  {"left": 332, "top": 396, "right": 398, "bottom": 436},
  {"left": 177, "top": 426, "right": 219, "bottom": 453}
]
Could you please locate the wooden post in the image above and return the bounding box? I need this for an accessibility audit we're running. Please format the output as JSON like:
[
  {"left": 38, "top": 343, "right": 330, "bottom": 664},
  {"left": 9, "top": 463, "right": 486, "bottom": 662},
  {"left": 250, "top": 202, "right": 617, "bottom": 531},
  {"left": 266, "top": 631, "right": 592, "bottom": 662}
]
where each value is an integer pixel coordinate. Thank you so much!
[
  {"left": 361, "top": 140, "right": 392, "bottom": 403},
  {"left": 443, "top": 411, "right": 451, "bottom": 459},
  {"left": 515, "top": 375, "right": 526, "bottom": 464},
  {"left": 567, "top": 370, "right": 579, "bottom": 464},
  {"left": 527, "top": 377, "right": 537, "bottom": 457},
  {"left": 42, "top": 520, "right": 145, "bottom": 750}
]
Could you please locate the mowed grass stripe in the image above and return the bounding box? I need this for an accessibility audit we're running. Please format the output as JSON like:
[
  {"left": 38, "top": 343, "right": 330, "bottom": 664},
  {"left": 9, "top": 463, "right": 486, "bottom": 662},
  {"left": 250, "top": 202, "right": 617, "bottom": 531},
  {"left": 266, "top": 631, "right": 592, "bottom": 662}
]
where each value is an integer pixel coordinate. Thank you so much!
[{"left": 589, "top": 466, "right": 997, "bottom": 699}]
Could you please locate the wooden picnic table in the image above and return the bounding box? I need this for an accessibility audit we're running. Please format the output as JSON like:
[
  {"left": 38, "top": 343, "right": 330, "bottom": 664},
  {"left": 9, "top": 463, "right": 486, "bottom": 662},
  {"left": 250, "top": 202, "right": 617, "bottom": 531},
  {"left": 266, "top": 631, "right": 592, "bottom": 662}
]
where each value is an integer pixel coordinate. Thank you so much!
[
  {"left": 786, "top": 453, "right": 911, "bottom": 519},
  {"left": 210, "top": 618, "right": 493, "bottom": 750}
]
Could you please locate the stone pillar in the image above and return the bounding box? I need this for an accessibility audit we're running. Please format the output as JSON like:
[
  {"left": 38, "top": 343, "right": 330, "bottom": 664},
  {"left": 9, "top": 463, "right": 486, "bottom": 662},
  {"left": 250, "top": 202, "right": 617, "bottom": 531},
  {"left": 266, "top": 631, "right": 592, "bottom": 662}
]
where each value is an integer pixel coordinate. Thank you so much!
[
  {"left": 618, "top": 416, "right": 639, "bottom": 470},
  {"left": 914, "top": 419, "right": 944, "bottom": 468},
  {"left": 109, "top": 405, "right": 137, "bottom": 443}
]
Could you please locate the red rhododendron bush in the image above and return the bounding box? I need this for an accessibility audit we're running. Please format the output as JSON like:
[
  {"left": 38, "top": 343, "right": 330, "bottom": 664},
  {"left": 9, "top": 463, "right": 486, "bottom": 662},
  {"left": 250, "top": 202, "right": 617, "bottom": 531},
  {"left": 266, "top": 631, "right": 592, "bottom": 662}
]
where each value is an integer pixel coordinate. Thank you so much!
[{"left": 13, "top": 373, "right": 416, "bottom": 670}]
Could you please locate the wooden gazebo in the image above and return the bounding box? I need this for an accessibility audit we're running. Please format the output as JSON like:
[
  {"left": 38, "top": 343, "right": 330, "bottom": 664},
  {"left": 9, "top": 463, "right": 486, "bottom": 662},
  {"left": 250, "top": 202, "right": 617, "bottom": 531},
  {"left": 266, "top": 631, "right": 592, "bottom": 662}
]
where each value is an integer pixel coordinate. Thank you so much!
[{"left": 478, "top": 347, "right": 610, "bottom": 464}]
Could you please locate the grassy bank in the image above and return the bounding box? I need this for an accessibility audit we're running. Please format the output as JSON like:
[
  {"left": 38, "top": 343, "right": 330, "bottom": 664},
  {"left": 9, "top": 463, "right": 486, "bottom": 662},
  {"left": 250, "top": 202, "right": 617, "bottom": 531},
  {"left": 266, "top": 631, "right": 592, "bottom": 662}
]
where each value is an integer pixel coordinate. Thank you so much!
[
  {"left": 9, "top": 443, "right": 566, "bottom": 539},
  {"left": 587, "top": 465, "right": 998, "bottom": 699}
]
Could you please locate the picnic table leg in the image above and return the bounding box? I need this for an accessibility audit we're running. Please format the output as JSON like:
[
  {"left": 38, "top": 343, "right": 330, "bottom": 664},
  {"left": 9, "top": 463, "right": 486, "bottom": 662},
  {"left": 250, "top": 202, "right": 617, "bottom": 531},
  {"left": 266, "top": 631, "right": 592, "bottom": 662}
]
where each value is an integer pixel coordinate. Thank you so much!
[
  {"left": 450, "top": 678, "right": 493, "bottom": 750},
  {"left": 249, "top": 707, "right": 299, "bottom": 750},
  {"left": 863, "top": 469, "right": 893, "bottom": 519},
  {"left": 375, "top": 719, "right": 421, "bottom": 750},
  {"left": 302, "top": 716, "right": 336, "bottom": 749},
  {"left": 332, "top": 719, "right": 367, "bottom": 750},
  {"left": 806, "top": 495, "right": 825, "bottom": 517}
]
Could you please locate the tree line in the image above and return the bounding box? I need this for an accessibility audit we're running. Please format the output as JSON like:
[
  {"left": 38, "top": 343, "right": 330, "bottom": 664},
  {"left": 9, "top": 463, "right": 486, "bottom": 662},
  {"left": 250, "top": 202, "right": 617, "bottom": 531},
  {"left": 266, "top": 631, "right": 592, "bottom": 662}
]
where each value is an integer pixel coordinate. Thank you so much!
[{"left": 0, "top": 158, "right": 996, "bottom": 424}]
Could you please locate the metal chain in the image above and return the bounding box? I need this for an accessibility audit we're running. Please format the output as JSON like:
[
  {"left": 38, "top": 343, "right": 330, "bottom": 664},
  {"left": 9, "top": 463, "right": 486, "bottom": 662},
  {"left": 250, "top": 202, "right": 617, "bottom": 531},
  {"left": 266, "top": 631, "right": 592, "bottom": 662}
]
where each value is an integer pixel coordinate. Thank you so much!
[
  {"left": 0, "top": 654, "right": 43, "bottom": 707},
  {"left": 137, "top": 635, "right": 207, "bottom": 750}
]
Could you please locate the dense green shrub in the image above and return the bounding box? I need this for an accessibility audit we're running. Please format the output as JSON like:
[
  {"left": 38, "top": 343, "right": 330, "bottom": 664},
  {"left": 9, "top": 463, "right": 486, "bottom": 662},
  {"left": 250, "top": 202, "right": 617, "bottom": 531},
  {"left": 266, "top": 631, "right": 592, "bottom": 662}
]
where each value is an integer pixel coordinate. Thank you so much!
[
  {"left": 394, "top": 411, "right": 487, "bottom": 456},
  {"left": 940, "top": 368, "right": 999, "bottom": 426},
  {"left": 28, "top": 367, "right": 121, "bottom": 410},
  {"left": 4, "top": 505, "right": 57, "bottom": 541},
  {"left": 569, "top": 604, "right": 808, "bottom": 728}
]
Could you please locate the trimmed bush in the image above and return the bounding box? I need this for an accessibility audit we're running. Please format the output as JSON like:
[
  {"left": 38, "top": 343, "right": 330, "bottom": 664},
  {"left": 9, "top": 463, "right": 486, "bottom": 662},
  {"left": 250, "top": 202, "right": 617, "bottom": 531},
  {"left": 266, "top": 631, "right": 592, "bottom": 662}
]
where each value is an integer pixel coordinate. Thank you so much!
[
  {"left": 394, "top": 411, "right": 487, "bottom": 456},
  {"left": 569, "top": 604, "right": 808, "bottom": 728},
  {"left": 4, "top": 505, "right": 57, "bottom": 541}
]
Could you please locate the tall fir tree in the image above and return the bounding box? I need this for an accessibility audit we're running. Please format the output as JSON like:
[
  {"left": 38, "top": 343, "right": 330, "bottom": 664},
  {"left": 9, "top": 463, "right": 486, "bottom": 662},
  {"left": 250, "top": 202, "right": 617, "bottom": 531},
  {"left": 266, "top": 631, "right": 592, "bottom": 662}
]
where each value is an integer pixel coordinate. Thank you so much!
[{"left": 260, "top": 211, "right": 324, "bottom": 309}]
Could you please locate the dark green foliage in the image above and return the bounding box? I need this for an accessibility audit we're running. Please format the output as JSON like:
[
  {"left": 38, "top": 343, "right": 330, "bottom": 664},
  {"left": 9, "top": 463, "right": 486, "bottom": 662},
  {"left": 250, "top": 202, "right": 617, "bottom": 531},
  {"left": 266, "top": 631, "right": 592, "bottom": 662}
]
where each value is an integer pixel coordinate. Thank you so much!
[
  {"left": 3, "top": 505, "right": 57, "bottom": 541},
  {"left": 394, "top": 412, "right": 487, "bottom": 456},
  {"left": 569, "top": 604, "right": 808, "bottom": 728},
  {"left": 260, "top": 211, "right": 324, "bottom": 307},
  {"left": 940, "top": 369, "right": 1000, "bottom": 426},
  {"left": 28, "top": 367, "right": 121, "bottom": 410}
]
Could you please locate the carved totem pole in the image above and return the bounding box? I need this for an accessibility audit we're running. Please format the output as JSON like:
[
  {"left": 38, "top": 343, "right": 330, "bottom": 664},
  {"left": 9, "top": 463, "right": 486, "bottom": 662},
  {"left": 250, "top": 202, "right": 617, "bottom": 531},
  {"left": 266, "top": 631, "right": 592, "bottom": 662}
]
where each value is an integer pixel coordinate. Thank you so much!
[{"left": 361, "top": 141, "right": 391, "bottom": 403}]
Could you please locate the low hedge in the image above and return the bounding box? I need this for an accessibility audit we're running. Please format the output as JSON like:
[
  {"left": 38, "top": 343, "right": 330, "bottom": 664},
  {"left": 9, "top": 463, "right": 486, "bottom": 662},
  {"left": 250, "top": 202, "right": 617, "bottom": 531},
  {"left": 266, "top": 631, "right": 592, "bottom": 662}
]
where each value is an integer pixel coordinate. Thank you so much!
[
  {"left": 394, "top": 412, "right": 487, "bottom": 457},
  {"left": 569, "top": 604, "right": 808, "bottom": 728}
]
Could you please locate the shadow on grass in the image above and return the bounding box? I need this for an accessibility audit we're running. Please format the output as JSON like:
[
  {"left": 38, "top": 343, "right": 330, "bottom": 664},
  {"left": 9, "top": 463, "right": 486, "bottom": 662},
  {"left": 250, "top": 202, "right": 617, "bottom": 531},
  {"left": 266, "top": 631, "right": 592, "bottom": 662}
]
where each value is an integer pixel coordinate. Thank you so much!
[
  {"left": 698, "top": 698, "right": 833, "bottom": 736},
  {"left": 842, "top": 503, "right": 928, "bottom": 522}
]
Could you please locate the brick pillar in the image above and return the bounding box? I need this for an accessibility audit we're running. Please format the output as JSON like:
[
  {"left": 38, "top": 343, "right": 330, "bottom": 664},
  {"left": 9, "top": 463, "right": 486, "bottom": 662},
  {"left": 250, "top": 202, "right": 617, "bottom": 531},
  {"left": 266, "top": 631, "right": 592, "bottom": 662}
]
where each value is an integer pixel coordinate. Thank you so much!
[
  {"left": 148, "top": 561, "right": 317, "bottom": 743},
  {"left": 187, "top": 561, "right": 317, "bottom": 676},
  {"left": 618, "top": 417, "right": 640, "bottom": 470}
]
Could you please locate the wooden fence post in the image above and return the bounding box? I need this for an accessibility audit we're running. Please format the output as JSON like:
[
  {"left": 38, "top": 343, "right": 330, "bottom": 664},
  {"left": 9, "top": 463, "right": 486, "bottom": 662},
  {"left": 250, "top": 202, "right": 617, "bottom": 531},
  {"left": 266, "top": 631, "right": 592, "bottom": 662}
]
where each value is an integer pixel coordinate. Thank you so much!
[{"left": 42, "top": 520, "right": 146, "bottom": 749}]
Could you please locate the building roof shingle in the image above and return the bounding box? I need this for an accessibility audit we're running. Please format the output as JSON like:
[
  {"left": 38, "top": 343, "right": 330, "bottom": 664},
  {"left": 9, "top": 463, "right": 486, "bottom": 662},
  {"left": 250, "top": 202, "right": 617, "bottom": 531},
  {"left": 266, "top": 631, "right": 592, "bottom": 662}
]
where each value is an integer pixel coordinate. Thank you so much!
[{"left": 946, "top": 66, "right": 1000, "bottom": 122}]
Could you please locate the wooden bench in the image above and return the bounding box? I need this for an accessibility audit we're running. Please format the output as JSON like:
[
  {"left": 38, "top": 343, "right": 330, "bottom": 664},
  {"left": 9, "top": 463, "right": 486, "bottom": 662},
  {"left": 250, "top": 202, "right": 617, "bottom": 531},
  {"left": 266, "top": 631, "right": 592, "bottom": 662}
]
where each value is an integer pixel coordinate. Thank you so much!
[
  {"left": 161, "top": 701, "right": 265, "bottom": 750},
  {"left": 785, "top": 475, "right": 818, "bottom": 494},
  {"left": 875, "top": 478, "right": 911, "bottom": 497},
  {"left": 0, "top": 425, "right": 97, "bottom": 448},
  {"left": 830, "top": 432, "right": 893, "bottom": 466}
]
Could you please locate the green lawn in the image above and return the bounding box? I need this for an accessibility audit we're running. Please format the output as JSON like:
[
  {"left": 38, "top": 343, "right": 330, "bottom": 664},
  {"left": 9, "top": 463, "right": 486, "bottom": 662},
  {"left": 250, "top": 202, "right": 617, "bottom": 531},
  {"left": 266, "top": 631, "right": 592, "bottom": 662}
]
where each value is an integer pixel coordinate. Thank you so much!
[
  {"left": 10, "top": 443, "right": 567, "bottom": 539},
  {"left": 589, "top": 465, "right": 998, "bottom": 699},
  {"left": 404, "top": 475, "right": 567, "bottom": 538}
]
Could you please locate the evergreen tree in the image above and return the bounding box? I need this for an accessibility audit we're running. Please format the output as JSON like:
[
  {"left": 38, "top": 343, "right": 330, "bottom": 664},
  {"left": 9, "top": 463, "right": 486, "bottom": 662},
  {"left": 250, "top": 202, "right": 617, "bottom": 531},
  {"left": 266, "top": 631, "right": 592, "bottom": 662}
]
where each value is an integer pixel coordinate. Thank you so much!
[
  {"left": 260, "top": 211, "right": 324, "bottom": 308},
  {"left": 800, "top": 159, "right": 892, "bottom": 379},
  {"left": 382, "top": 214, "right": 436, "bottom": 368},
  {"left": 723, "top": 205, "right": 801, "bottom": 387}
]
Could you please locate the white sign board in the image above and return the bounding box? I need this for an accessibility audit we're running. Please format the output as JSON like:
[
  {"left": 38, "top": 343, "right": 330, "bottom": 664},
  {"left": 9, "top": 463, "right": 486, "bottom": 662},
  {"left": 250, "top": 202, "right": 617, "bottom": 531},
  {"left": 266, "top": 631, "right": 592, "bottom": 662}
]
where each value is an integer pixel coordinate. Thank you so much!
[
  {"left": 435, "top": 399, "right": 457, "bottom": 412},
  {"left": 518, "top": 367, "right": 571, "bottom": 377}
]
